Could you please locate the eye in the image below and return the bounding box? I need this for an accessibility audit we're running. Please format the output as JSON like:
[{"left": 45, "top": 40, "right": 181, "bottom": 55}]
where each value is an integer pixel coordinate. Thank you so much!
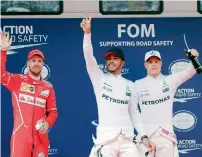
[
  {"left": 155, "top": 60, "right": 159, "bottom": 63},
  {"left": 107, "top": 57, "right": 111, "bottom": 60}
]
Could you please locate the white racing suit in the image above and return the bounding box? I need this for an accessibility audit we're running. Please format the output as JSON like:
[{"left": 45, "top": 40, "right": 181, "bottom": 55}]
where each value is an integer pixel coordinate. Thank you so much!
[
  {"left": 83, "top": 33, "right": 145, "bottom": 157},
  {"left": 133, "top": 63, "right": 196, "bottom": 157}
]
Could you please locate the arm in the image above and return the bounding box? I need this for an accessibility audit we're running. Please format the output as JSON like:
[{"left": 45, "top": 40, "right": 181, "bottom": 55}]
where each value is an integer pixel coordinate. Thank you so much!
[
  {"left": 45, "top": 86, "right": 58, "bottom": 127},
  {"left": 1, "top": 32, "right": 16, "bottom": 91},
  {"left": 129, "top": 81, "right": 155, "bottom": 152},
  {"left": 171, "top": 49, "right": 199, "bottom": 88},
  {"left": 171, "top": 62, "right": 196, "bottom": 89},
  {"left": 81, "top": 14, "right": 103, "bottom": 83},
  {"left": 129, "top": 82, "right": 146, "bottom": 137},
  {"left": 83, "top": 33, "right": 103, "bottom": 82}
]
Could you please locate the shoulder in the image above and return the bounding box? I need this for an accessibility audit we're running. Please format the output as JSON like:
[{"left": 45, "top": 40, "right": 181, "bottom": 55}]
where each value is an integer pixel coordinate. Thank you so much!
[
  {"left": 19, "top": 74, "right": 27, "bottom": 80},
  {"left": 134, "top": 77, "right": 147, "bottom": 84},
  {"left": 121, "top": 77, "right": 133, "bottom": 84},
  {"left": 162, "top": 74, "right": 172, "bottom": 81},
  {"left": 42, "top": 80, "right": 53, "bottom": 88}
]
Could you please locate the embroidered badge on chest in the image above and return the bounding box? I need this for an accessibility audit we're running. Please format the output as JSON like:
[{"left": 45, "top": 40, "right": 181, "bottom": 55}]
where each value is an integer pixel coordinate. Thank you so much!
[
  {"left": 125, "top": 84, "right": 131, "bottom": 96},
  {"left": 162, "top": 80, "right": 169, "bottom": 93},
  {"left": 20, "top": 83, "right": 35, "bottom": 94}
]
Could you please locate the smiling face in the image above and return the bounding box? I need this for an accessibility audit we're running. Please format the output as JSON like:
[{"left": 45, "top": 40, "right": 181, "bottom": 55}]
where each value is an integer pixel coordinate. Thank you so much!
[
  {"left": 27, "top": 55, "right": 44, "bottom": 77},
  {"left": 106, "top": 54, "right": 125, "bottom": 75},
  {"left": 144, "top": 56, "right": 162, "bottom": 77}
]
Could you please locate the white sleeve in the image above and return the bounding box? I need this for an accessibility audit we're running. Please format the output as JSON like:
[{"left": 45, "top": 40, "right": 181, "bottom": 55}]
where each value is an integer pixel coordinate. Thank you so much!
[
  {"left": 129, "top": 81, "right": 146, "bottom": 137},
  {"left": 83, "top": 33, "right": 103, "bottom": 82},
  {"left": 170, "top": 62, "right": 196, "bottom": 89}
]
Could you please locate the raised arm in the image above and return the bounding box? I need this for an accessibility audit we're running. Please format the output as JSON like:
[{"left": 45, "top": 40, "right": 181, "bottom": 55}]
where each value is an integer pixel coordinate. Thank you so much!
[
  {"left": 81, "top": 14, "right": 103, "bottom": 82},
  {"left": 170, "top": 49, "right": 199, "bottom": 89},
  {"left": 0, "top": 32, "right": 17, "bottom": 91}
]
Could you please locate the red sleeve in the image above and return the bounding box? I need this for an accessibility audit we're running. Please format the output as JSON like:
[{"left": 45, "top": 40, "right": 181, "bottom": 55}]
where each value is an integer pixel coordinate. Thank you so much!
[
  {"left": 45, "top": 86, "right": 58, "bottom": 127},
  {"left": 1, "top": 51, "right": 17, "bottom": 91}
]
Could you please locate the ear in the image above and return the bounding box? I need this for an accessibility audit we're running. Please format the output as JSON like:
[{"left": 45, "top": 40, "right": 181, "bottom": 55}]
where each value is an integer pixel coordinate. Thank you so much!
[
  {"left": 160, "top": 60, "right": 162, "bottom": 67},
  {"left": 121, "top": 61, "right": 125, "bottom": 67},
  {"left": 26, "top": 60, "right": 29, "bottom": 67},
  {"left": 144, "top": 62, "right": 147, "bottom": 69}
]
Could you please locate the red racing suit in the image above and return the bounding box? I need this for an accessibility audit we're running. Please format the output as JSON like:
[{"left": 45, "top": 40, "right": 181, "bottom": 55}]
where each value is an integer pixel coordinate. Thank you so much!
[{"left": 1, "top": 51, "right": 58, "bottom": 157}]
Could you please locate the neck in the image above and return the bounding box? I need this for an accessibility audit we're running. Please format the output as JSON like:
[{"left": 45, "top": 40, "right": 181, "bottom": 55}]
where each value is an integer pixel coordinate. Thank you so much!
[
  {"left": 28, "top": 72, "right": 40, "bottom": 80},
  {"left": 108, "top": 70, "right": 121, "bottom": 76},
  {"left": 147, "top": 73, "right": 161, "bottom": 78}
]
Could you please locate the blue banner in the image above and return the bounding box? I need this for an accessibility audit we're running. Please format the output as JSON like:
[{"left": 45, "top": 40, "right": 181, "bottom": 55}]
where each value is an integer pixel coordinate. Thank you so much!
[{"left": 1, "top": 17, "right": 202, "bottom": 157}]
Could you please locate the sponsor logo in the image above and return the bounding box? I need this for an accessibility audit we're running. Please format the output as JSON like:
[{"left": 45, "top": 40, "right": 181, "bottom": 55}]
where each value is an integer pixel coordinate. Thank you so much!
[
  {"left": 140, "top": 86, "right": 150, "bottom": 97},
  {"left": 178, "top": 140, "right": 202, "bottom": 154},
  {"left": 40, "top": 89, "right": 50, "bottom": 97},
  {"left": 168, "top": 59, "right": 189, "bottom": 74},
  {"left": 39, "top": 87, "right": 44, "bottom": 93},
  {"left": 99, "top": 24, "right": 173, "bottom": 47},
  {"left": 140, "top": 93, "right": 150, "bottom": 97},
  {"left": 125, "top": 84, "right": 131, "bottom": 96},
  {"left": 35, "top": 97, "right": 46, "bottom": 108},
  {"left": 174, "top": 88, "right": 201, "bottom": 103},
  {"left": 21, "top": 64, "right": 51, "bottom": 80},
  {"left": 19, "top": 93, "right": 46, "bottom": 108},
  {"left": 126, "top": 92, "right": 131, "bottom": 96},
  {"left": 150, "top": 51, "right": 156, "bottom": 55},
  {"left": 118, "top": 24, "right": 155, "bottom": 38},
  {"left": 161, "top": 80, "right": 169, "bottom": 93},
  {"left": 173, "top": 110, "right": 197, "bottom": 132},
  {"left": 104, "top": 82, "right": 112, "bottom": 87},
  {"left": 161, "top": 128, "right": 176, "bottom": 139},
  {"left": 102, "top": 94, "right": 128, "bottom": 104},
  {"left": 29, "top": 86, "right": 34, "bottom": 92},
  {"left": 98, "top": 64, "right": 129, "bottom": 75},
  {"left": 142, "top": 96, "right": 170, "bottom": 105},
  {"left": 19, "top": 93, "right": 34, "bottom": 105},
  {"left": 21, "top": 83, "right": 28, "bottom": 90},
  {"left": 103, "top": 86, "right": 112, "bottom": 92},
  {"left": 20, "top": 83, "right": 35, "bottom": 94},
  {"left": 1, "top": 25, "right": 48, "bottom": 55}
]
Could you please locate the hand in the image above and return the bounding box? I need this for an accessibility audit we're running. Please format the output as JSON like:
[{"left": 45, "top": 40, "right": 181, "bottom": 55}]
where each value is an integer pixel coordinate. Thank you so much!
[
  {"left": 142, "top": 138, "right": 155, "bottom": 153},
  {"left": 39, "top": 121, "right": 49, "bottom": 134},
  {"left": 190, "top": 49, "right": 199, "bottom": 57},
  {"left": 1, "top": 31, "right": 12, "bottom": 51},
  {"left": 80, "top": 13, "right": 92, "bottom": 34}
]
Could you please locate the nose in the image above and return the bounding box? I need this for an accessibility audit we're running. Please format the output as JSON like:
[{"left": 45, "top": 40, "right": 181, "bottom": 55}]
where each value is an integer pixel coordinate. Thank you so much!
[
  {"left": 34, "top": 62, "right": 39, "bottom": 66},
  {"left": 34, "top": 61, "right": 41, "bottom": 66},
  {"left": 109, "top": 59, "right": 115, "bottom": 63}
]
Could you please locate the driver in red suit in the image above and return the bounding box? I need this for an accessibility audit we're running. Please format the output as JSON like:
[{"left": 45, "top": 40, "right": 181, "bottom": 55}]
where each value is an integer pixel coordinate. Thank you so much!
[{"left": 1, "top": 31, "right": 58, "bottom": 157}]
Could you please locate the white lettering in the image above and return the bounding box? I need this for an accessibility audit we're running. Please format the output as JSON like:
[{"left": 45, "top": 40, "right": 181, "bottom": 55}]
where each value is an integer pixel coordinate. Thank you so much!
[
  {"left": 127, "top": 24, "right": 140, "bottom": 38},
  {"left": 2, "top": 26, "right": 33, "bottom": 34},
  {"left": 118, "top": 24, "right": 155, "bottom": 38},
  {"left": 141, "top": 24, "right": 155, "bottom": 37},
  {"left": 118, "top": 24, "right": 126, "bottom": 38},
  {"left": 177, "top": 89, "right": 195, "bottom": 93}
]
